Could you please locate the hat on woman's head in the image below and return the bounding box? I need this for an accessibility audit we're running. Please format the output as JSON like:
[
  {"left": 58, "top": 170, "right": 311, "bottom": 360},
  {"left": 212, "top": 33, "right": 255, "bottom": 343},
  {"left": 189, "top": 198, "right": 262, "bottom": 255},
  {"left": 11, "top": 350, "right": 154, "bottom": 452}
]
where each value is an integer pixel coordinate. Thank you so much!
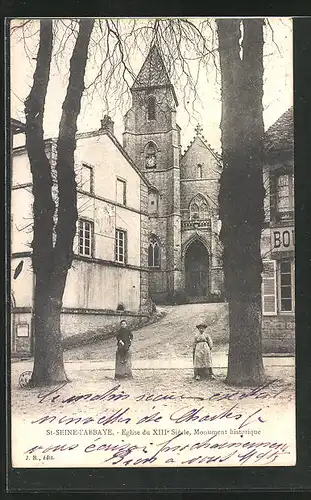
[{"left": 196, "top": 319, "right": 207, "bottom": 328}]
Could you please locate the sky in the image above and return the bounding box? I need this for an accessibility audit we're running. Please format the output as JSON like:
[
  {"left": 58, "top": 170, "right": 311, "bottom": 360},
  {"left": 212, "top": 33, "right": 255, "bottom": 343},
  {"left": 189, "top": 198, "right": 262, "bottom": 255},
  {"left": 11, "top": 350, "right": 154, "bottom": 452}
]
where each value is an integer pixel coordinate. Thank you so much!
[{"left": 10, "top": 18, "right": 293, "bottom": 153}]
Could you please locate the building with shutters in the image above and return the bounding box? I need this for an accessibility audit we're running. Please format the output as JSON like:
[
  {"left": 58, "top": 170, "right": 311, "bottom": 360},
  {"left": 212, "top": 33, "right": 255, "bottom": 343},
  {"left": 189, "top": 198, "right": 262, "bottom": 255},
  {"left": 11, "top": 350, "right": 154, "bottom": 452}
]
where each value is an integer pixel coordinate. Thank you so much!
[
  {"left": 11, "top": 117, "right": 150, "bottom": 357},
  {"left": 123, "top": 44, "right": 224, "bottom": 303},
  {"left": 261, "top": 107, "right": 295, "bottom": 353}
]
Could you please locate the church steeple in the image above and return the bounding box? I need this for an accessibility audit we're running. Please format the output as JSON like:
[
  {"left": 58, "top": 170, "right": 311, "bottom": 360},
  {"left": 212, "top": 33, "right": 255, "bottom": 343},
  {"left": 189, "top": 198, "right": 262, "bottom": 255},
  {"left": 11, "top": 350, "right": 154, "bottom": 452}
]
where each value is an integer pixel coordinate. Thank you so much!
[
  {"left": 132, "top": 44, "right": 178, "bottom": 106},
  {"left": 123, "top": 43, "right": 182, "bottom": 303}
]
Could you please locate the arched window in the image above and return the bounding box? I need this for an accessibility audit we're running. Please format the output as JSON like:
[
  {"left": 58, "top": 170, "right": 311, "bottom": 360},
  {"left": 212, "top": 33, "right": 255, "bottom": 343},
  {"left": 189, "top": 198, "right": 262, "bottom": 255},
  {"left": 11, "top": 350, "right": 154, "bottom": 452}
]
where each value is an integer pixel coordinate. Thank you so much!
[
  {"left": 147, "top": 95, "right": 156, "bottom": 121},
  {"left": 191, "top": 203, "right": 199, "bottom": 220},
  {"left": 201, "top": 201, "right": 208, "bottom": 219},
  {"left": 145, "top": 142, "right": 157, "bottom": 169},
  {"left": 148, "top": 235, "right": 160, "bottom": 268},
  {"left": 190, "top": 194, "right": 209, "bottom": 220},
  {"left": 197, "top": 164, "right": 203, "bottom": 179}
]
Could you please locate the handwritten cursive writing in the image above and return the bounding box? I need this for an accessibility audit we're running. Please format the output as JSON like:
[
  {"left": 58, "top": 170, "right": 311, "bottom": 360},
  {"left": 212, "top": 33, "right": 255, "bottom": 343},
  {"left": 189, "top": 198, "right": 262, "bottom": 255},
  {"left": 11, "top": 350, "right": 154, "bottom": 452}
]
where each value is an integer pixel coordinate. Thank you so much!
[
  {"left": 37, "top": 379, "right": 290, "bottom": 407},
  {"left": 170, "top": 404, "right": 265, "bottom": 429},
  {"left": 95, "top": 432, "right": 290, "bottom": 466},
  {"left": 31, "top": 407, "right": 132, "bottom": 426},
  {"left": 31, "top": 403, "right": 265, "bottom": 433},
  {"left": 38, "top": 384, "right": 130, "bottom": 404}
]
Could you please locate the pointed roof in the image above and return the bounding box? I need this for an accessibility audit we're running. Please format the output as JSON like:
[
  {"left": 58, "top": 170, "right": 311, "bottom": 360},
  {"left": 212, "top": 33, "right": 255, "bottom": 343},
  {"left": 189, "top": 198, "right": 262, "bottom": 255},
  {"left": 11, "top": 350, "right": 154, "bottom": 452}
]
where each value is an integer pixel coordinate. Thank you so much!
[
  {"left": 132, "top": 44, "right": 178, "bottom": 105},
  {"left": 11, "top": 118, "right": 26, "bottom": 135},
  {"left": 182, "top": 125, "right": 222, "bottom": 167},
  {"left": 264, "top": 107, "right": 293, "bottom": 156},
  {"left": 13, "top": 124, "right": 152, "bottom": 189}
]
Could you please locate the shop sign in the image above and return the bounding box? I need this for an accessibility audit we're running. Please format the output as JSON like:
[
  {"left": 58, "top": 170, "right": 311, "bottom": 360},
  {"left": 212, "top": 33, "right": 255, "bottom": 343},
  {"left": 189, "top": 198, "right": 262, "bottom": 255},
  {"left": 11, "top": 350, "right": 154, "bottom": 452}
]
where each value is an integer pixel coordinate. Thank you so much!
[{"left": 271, "top": 227, "right": 295, "bottom": 252}]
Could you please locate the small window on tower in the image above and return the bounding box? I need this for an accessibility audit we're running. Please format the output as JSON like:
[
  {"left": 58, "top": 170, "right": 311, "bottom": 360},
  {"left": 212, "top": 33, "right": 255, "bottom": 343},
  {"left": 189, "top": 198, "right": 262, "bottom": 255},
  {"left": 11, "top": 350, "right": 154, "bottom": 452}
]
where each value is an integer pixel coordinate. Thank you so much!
[
  {"left": 148, "top": 190, "right": 158, "bottom": 214},
  {"left": 197, "top": 164, "right": 203, "bottom": 179},
  {"left": 145, "top": 142, "right": 157, "bottom": 169},
  {"left": 147, "top": 96, "right": 156, "bottom": 121}
]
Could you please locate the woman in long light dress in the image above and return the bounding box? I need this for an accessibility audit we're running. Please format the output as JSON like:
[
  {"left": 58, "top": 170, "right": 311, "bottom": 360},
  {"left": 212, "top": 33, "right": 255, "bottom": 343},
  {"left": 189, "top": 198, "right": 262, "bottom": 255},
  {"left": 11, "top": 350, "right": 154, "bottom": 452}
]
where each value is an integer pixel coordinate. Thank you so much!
[{"left": 193, "top": 322, "right": 214, "bottom": 380}]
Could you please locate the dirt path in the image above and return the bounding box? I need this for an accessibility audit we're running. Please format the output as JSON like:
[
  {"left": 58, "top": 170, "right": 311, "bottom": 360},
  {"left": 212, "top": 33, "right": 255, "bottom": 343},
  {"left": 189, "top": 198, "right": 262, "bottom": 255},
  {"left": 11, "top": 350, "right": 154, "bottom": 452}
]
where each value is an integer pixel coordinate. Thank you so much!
[{"left": 64, "top": 303, "right": 229, "bottom": 361}]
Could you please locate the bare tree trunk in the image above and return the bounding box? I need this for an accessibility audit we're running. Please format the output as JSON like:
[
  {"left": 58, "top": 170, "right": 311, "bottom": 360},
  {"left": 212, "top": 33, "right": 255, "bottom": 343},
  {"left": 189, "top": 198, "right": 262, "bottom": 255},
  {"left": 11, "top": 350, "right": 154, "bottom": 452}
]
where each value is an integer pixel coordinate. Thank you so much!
[
  {"left": 24, "top": 20, "right": 63, "bottom": 386},
  {"left": 25, "top": 19, "right": 94, "bottom": 387},
  {"left": 216, "top": 19, "right": 266, "bottom": 386}
]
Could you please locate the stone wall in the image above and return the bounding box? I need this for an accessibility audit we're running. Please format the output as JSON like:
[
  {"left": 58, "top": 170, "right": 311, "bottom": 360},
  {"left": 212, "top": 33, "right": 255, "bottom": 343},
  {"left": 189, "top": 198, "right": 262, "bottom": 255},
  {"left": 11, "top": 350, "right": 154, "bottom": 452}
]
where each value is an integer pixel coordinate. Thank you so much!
[
  {"left": 180, "top": 179, "right": 219, "bottom": 218},
  {"left": 210, "top": 268, "right": 224, "bottom": 296},
  {"left": 140, "top": 179, "right": 151, "bottom": 312},
  {"left": 262, "top": 315, "right": 295, "bottom": 354},
  {"left": 180, "top": 135, "right": 220, "bottom": 215},
  {"left": 60, "top": 309, "right": 151, "bottom": 348},
  {"left": 11, "top": 308, "right": 154, "bottom": 357}
]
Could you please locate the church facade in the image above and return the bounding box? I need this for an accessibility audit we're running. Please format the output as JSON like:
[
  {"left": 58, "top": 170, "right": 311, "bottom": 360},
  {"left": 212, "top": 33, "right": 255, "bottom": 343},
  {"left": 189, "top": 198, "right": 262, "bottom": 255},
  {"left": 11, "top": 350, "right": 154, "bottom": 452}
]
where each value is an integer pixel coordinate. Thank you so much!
[{"left": 123, "top": 45, "right": 224, "bottom": 303}]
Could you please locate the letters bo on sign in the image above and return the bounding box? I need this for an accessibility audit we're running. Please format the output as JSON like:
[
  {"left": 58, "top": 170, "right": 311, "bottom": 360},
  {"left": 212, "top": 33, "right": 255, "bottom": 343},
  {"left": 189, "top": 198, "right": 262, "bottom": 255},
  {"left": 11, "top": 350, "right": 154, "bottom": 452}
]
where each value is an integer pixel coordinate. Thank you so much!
[{"left": 271, "top": 227, "right": 294, "bottom": 253}]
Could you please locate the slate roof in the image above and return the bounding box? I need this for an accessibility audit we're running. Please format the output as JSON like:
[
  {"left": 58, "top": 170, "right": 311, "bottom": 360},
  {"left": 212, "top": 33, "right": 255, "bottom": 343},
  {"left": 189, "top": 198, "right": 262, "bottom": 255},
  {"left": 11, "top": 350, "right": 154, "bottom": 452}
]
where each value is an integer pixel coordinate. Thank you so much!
[
  {"left": 132, "top": 44, "right": 178, "bottom": 105},
  {"left": 264, "top": 107, "right": 293, "bottom": 157},
  {"left": 13, "top": 125, "right": 151, "bottom": 189},
  {"left": 11, "top": 118, "right": 26, "bottom": 134}
]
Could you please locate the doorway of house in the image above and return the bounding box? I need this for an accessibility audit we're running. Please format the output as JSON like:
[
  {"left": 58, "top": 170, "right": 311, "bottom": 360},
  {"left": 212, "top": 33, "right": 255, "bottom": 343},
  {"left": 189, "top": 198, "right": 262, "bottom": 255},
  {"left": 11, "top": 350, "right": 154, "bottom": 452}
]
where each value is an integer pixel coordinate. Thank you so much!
[{"left": 185, "top": 240, "right": 209, "bottom": 299}]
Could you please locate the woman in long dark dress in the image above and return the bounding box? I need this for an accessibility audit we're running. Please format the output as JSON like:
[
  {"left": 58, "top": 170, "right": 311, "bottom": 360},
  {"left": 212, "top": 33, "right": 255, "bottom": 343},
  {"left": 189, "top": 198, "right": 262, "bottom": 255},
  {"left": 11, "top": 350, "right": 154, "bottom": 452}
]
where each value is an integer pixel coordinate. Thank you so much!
[{"left": 115, "top": 320, "right": 133, "bottom": 380}]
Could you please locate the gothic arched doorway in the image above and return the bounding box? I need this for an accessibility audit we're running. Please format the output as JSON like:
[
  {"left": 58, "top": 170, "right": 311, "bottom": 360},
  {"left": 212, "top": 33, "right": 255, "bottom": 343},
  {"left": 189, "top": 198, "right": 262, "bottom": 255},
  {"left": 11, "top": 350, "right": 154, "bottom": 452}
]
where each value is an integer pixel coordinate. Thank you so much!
[{"left": 185, "top": 240, "right": 209, "bottom": 298}]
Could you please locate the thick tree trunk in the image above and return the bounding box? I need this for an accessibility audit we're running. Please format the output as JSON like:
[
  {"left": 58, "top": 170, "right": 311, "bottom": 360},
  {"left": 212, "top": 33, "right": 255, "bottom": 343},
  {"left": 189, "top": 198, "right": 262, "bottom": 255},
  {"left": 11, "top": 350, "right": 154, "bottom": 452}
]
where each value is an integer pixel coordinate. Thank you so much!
[
  {"left": 24, "top": 20, "right": 67, "bottom": 386},
  {"left": 217, "top": 19, "right": 266, "bottom": 386},
  {"left": 30, "top": 276, "right": 68, "bottom": 386},
  {"left": 25, "top": 19, "right": 94, "bottom": 387}
]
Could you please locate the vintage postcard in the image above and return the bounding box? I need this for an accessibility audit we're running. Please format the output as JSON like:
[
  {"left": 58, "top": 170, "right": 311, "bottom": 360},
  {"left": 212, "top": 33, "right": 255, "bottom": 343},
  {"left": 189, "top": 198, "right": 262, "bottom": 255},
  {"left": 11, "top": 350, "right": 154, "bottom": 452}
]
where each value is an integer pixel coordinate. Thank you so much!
[{"left": 9, "top": 17, "right": 295, "bottom": 468}]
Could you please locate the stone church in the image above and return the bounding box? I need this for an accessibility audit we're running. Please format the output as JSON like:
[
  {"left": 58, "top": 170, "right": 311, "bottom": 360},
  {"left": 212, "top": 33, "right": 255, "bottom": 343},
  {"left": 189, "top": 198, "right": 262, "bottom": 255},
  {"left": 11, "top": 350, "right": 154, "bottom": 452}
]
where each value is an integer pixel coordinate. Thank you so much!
[{"left": 123, "top": 45, "right": 224, "bottom": 303}]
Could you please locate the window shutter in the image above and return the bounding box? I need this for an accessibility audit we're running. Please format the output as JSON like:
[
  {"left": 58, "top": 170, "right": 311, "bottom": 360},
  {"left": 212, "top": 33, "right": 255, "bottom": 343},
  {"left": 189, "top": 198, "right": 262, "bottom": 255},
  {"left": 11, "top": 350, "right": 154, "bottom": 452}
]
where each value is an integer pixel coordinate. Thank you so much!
[
  {"left": 124, "top": 230, "right": 127, "bottom": 263},
  {"left": 263, "top": 170, "right": 270, "bottom": 222},
  {"left": 262, "top": 260, "right": 277, "bottom": 315}
]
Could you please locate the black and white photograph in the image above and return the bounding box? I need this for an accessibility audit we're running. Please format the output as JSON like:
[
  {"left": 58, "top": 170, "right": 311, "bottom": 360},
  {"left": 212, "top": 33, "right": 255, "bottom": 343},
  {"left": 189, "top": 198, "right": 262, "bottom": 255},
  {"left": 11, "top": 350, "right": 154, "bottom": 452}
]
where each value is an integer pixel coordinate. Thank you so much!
[{"left": 9, "top": 17, "right": 295, "bottom": 468}]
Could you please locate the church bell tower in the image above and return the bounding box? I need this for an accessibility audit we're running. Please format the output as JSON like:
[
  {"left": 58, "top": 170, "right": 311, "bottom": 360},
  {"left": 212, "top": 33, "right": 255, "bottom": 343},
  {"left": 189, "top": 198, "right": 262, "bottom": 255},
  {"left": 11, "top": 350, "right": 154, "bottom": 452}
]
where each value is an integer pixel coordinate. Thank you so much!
[{"left": 123, "top": 45, "right": 182, "bottom": 302}]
